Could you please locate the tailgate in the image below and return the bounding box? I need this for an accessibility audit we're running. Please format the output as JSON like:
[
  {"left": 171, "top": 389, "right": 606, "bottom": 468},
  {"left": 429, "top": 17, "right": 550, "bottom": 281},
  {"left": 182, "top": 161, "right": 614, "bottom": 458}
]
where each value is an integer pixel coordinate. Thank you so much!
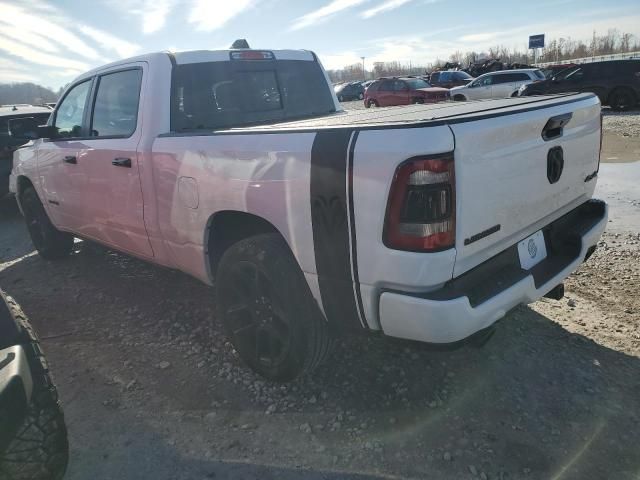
[{"left": 450, "top": 93, "right": 601, "bottom": 277}]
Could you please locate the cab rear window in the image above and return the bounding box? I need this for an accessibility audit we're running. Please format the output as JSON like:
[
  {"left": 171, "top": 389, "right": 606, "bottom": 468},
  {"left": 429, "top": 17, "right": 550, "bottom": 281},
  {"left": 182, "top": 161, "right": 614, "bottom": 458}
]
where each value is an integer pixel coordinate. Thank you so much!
[{"left": 171, "top": 59, "right": 336, "bottom": 131}]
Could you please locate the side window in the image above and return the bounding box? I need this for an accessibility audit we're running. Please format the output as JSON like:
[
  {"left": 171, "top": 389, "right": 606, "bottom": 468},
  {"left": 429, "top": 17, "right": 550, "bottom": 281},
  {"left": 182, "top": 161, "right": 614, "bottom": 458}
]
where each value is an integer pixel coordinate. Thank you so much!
[
  {"left": 440, "top": 72, "right": 451, "bottom": 82},
  {"left": 393, "top": 80, "right": 407, "bottom": 91},
  {"left": 491, "top": 74, "right": 510, "bottom": 84},
  {"left": 91, "top": 69, "right": 142, "bottom": 138},
  {"left": 512, "top": 73, "right": 530, "bottom": 81},
  {"left": 479, "top": 75, "right": 493, "bottom": 86},
  {"left": 379, "top": 81, "right": 393, "bottom": 92},
  {"left": 54, "top": 80, "right": 91, "bottom": 138}
]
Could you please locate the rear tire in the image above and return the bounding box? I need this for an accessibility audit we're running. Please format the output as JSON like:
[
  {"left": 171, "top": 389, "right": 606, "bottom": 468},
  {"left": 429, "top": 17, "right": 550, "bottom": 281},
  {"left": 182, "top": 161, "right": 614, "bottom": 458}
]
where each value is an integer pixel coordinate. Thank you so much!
[
  {"left": 412, "top": 97, "right": 425, "bottom": 104},
  {"left": 20, "top": 187, "right": 73, "bottom": 260},
  {"left": 609, "top": 88, "right": 636, "bottom": 111},
  {"left": 358, "top": 92, "right": 364, "bottom": 100},
  {"left": 0, "top": 290, "right": 69, "bottom": 480},
  {"left": 216, "top": 234, "right": 331, "bottom": 382},
  {"left": 338, "top": 95, "right": 344, "bottom": 102}
]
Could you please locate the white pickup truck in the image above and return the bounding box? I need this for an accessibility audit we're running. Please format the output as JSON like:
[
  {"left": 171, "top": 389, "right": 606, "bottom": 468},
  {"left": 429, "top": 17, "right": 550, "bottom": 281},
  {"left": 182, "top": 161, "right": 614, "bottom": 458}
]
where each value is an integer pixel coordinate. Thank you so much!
[{"left": 10, "top": 44, "right": 607, "bottom": 381}]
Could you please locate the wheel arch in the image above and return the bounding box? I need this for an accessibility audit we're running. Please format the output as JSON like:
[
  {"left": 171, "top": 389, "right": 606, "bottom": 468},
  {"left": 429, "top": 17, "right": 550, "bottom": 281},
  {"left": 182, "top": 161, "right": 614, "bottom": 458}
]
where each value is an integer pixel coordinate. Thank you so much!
[
  {"left": 204, "top": 210, "right": 290, "bottom": 283},
  {"left": 14, "top": 175, "right": 35, "bottom": 214}
]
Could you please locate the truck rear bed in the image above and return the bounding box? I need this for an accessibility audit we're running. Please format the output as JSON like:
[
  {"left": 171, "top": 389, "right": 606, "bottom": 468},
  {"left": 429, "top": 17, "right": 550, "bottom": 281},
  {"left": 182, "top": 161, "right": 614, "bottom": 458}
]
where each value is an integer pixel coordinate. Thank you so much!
[{"left": 213, "top": 93, "right": 596, "bottom": 132}]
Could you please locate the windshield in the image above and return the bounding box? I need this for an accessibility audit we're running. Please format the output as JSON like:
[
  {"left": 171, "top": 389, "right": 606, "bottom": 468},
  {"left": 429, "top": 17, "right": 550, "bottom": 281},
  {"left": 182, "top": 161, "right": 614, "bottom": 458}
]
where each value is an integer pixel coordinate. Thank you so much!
[
  {"left": 405, "top": 78, "right": 431, "bottom": 89},
  {"left": 171, "top": 59, "right": 336, "bottom": 131},
  {"left": 555, "top": 66, "right": 581, "bottom": 80},
  {"left": 533, "top": 69, "right": 545, "bottom": 80}
]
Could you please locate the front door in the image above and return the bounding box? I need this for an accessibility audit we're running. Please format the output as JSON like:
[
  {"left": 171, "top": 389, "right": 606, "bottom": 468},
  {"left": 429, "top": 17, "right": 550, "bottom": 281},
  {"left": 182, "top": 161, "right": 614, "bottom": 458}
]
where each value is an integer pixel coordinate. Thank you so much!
[
  {"left": 468, "top": 75, "right": 493, "bottom": 99},
  {"left": 76, "top": 66, "right": 153, "bottom": 258},
  {"left": 37, "top": 78, "right": 93, "bottom": 231}
]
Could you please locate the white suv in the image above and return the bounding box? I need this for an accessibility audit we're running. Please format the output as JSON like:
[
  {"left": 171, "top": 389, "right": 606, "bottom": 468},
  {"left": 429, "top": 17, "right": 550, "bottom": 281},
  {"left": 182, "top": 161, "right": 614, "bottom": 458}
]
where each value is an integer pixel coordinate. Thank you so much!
[{"left": 450, "top": 69, "right": 545, "bottom": 101}]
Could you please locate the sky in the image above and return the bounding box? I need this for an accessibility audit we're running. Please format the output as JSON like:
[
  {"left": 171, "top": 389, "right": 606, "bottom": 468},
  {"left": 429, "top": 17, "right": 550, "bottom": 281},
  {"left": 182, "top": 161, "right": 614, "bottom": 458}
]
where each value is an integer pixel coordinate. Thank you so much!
[{"left": 1, "top": 0, "right": 639, "bottom": 90}]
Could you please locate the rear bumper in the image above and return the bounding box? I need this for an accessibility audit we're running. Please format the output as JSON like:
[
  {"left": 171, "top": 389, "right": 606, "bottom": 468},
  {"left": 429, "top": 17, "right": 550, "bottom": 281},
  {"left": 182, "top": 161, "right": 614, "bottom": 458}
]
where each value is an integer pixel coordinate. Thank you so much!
[{"left": 379, "top": 199, "right": 607, "bottom": 344}]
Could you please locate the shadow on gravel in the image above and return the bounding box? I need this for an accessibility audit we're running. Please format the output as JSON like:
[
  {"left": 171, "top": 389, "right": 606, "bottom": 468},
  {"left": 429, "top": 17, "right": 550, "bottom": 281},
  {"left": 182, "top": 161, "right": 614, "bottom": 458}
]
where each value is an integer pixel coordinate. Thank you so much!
[
  {"left": 1, "top": 237, "right": 639, "bottom": 479},
  {"left": 0, "top": 197, "right": 34, "bottom": 263}
]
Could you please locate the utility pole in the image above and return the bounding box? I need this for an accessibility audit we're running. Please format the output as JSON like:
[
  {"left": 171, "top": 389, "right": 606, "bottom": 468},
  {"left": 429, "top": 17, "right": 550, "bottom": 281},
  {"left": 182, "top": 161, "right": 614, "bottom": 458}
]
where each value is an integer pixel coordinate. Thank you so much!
[{"left": 361, "top": 57, "right": 366, "bottom": 81}]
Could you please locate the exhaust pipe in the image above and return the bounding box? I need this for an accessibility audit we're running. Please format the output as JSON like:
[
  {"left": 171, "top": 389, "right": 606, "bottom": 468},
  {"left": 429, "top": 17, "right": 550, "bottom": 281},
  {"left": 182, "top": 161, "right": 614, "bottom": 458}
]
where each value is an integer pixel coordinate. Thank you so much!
[{"left": 544, "top": 283, "right": 565, "bottom": 301}]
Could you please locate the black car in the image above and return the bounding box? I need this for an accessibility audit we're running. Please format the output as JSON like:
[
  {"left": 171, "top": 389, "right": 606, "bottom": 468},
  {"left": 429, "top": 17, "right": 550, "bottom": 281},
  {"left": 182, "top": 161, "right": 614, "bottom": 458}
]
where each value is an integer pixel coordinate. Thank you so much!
[
  {"left": 1, "top": 105, "right": 52, "bottom": 198},
  {"left": 519, "top": 60, "right": 640, "bottom": 110},
  {"left": 334, "top": 82, "right": 365, "bottom": 102}
]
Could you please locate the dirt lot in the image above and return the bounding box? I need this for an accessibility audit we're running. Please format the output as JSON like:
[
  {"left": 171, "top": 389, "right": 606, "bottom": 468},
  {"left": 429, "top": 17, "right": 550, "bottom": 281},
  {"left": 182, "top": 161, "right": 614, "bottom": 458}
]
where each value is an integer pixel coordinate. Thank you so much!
[{"left": 1, "top": 115, "right": 639, "bottom": 479}]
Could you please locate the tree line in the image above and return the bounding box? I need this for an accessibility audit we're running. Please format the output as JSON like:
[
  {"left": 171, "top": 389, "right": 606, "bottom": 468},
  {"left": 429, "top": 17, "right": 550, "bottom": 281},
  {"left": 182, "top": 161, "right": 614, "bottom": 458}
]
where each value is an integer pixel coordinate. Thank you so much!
[
  {"left": 0, "top": 83, "right": 62, "bottom": 106},
  {"left": 327, "top": 29, "right": 640, "bottom": 83}
]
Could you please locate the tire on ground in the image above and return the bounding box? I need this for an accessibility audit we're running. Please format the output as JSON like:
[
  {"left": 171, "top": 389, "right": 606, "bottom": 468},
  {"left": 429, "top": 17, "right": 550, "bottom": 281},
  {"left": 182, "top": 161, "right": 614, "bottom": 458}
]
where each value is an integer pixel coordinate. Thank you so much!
[
  {"left": 0, "top": 290, "right": 69, "bottom": 480},
  {"left": 216, "top": 233, "right": 331, "bottom": 382},
  {"left": 609, "top": 87, "right": 636, "bottom": 111},
  {"left": 20, "top": 187, "right": 74, "bottom": 260}
]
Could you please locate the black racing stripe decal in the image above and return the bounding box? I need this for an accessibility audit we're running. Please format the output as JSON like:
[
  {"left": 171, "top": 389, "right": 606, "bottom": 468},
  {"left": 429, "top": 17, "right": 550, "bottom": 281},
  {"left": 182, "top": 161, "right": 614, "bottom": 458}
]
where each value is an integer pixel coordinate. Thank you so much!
[
  {"left": 346, "top": 131, "right": 367, "bottom": 328},
  {"left": 310, "top": 129, "right": 365, "bottom": 331}
]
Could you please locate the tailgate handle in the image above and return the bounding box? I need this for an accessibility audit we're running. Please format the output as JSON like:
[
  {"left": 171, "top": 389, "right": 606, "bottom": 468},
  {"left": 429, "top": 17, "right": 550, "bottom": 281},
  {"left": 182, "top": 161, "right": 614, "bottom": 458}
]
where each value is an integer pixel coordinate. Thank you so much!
[{"left": 542, "top": 113, "right": 572, "bottom": 141}]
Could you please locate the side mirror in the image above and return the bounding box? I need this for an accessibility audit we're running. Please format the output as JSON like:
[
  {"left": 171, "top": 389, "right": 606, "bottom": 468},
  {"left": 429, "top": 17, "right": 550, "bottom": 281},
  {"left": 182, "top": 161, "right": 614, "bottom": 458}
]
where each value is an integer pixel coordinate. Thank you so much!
[{"left": 36, "top": 125, "right": 58, "bottom": 139}]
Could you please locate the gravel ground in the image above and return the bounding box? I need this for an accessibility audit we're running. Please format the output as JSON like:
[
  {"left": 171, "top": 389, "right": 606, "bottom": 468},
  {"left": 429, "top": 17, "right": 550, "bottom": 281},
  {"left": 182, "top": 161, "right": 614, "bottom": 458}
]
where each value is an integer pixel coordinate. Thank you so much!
[
  {"left": 0, "top": 99, "right": 638, "bottom": 480},
  {"left": 602, "top": 110, "right": 640, "bottom": 137}
]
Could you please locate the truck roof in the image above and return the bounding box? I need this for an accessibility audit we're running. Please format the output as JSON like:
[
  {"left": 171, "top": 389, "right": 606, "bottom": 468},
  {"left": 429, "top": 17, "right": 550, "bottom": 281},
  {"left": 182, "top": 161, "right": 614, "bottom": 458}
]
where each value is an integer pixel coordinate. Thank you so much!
[
  {"left": 77, "top": 49, "right": 317, "bottom": 81},
  {"left": 0, "top": 105, "right": 52, "bottom": 117}
]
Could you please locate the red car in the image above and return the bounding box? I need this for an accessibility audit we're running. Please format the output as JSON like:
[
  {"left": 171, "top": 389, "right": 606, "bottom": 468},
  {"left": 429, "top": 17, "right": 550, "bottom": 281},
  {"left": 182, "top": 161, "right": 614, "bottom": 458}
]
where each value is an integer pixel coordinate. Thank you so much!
[{"left": 364, "top": 77, "right": 449, "bottom": 108}]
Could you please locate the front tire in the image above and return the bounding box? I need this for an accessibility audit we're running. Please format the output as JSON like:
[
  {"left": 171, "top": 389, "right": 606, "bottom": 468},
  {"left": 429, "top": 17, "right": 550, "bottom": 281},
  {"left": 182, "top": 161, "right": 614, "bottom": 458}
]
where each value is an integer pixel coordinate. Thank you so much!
[
  {"left": 453, "top": 94, "right": 466, "bottom": 101},
  {"left": 0, "top": 290, "right": 69, "bottom": 480},
  {"left": 20, "top": 187, "right": 73, "bottom": 260},
  {"left": 338, "top": 95, "right": 344, "bottom": 102},
  {"left": 367, "top": 99, "right": 379, "bottom": 108},
  {"left": 216, "top": 234, "right": 331, "bottom": 382}
]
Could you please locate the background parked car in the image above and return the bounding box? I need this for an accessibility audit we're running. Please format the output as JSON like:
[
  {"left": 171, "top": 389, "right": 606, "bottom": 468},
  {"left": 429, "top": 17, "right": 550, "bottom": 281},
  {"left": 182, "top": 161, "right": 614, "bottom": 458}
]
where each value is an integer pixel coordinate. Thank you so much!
[
  {"left": 450, "top": 69, "right": 545, "bottom": 101},
  {"left": 430, "top": 70, "right": 474, "bottom": 89},
  {"left": 334, "top": 82, "right": 365, "bottom": 101},
  {"left": 364, "top": 77, "right": 449, "bottom": 107},
  {"left": 519, "top": 60, "right": 640, "bottom": 111},
  {"left": 540, "top": 63, "right": 577, "bottom": 79},
  {"left": 361, "top": 80, "right": 376, "bottom": 90},
  {"left": 1, "top": 105, "right": 51, "bottom": 199}
]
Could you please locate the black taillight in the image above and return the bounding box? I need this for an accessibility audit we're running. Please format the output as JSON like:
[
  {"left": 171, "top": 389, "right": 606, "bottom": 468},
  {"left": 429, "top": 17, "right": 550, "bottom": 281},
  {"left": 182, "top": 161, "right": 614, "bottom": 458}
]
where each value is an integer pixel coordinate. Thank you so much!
[{"left": 383, "top": 155, "right": 456, "bottom": 252}]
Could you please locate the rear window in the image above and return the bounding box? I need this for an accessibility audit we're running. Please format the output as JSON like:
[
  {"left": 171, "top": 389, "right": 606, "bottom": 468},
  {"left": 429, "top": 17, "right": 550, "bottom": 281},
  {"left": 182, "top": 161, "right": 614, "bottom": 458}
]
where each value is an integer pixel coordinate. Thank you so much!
[
  {"left": 533, "top": 70, "right": 545, "bottom": 80},
  {"left": 171, "top": 59, "right": 336, "bottom": 131}
]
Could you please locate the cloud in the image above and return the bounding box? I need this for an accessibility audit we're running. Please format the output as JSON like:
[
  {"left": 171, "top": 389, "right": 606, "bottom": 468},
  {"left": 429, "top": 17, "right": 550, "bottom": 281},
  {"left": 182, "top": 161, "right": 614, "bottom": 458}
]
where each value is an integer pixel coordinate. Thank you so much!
[
  {"left": 0, "top": 34, "right": 90, "bottom": 72},
  {"left": 360, "top": 0, "right": 412, "bottom": 19},
  {"left": 318, "top": 52, "right": 364, "bottom": 70},
  {"left": 0, "top": 2, "right": 100, "bottom": 60},
  {"left": 78, "top": 26, "right": 140, "bottom": 58},
  {"left": 188, "top": 0, "right": 255, "bottom": 31},
  {"left": 142, "top": 0, "right": 175, "bottom": 33},
  {"left": 291, "top": 0, "right": 369, "bottom": 30}
]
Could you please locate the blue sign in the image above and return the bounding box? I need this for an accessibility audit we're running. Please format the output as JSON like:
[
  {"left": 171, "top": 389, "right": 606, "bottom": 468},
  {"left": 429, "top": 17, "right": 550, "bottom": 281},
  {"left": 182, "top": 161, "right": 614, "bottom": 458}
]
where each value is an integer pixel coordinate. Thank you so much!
[{"left": 529, "top": 34, "right": 545, "bottom": 49}]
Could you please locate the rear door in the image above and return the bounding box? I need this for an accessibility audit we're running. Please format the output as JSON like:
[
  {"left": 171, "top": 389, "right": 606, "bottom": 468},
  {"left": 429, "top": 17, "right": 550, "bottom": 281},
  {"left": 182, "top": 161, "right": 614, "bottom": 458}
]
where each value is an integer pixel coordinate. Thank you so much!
[
  {"left": 74, "top": 65, "right": 153, "bottom": 258},
  {"left": 37, "top": 79, "right": 93, "bottom": 230},
  {"left": 490, "top": 73, "right": 515, "bottom": 98},
  {"left": 449, "top": 94, "right": 602, "bottom": 276}
]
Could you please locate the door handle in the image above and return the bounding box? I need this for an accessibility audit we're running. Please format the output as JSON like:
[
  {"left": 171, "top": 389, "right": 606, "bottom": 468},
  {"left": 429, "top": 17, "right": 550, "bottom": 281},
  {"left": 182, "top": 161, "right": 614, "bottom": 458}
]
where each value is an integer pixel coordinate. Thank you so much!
[
  {"left": 542, "top": 113, "right": 572, "bottom": 141},
  {"left": 112, "top": 157, "right": 132, "bottom": 168},
  {"left": 63, "top": 155, "right": 77, "bottom": 164}
]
